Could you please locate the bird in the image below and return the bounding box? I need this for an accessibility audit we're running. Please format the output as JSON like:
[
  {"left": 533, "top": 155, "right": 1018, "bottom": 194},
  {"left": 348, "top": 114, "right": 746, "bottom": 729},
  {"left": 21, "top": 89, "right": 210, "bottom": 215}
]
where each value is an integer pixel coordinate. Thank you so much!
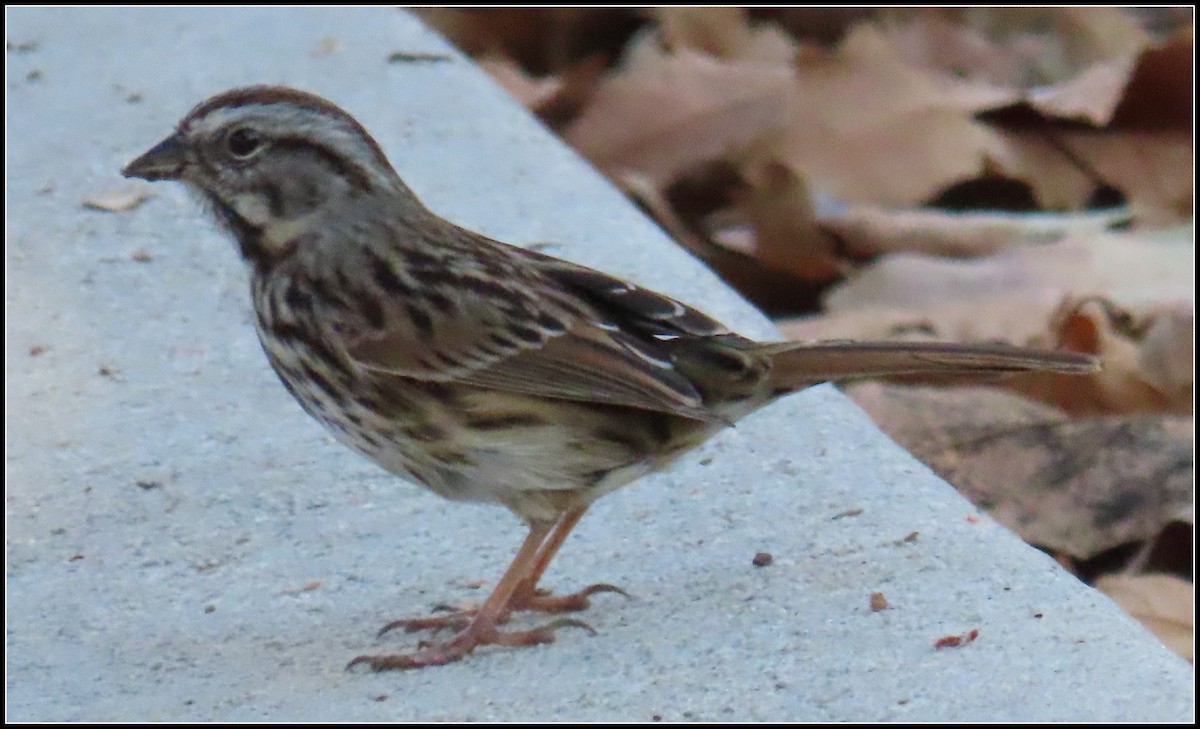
[{"left": 122, "top": 85, "right": 1099, "bottom": 670}]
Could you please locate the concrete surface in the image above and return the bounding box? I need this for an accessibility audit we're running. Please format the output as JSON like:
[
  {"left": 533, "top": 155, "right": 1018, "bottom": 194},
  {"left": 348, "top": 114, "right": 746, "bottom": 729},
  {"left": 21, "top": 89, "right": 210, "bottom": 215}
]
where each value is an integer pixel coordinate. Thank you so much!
[{"left": 5, "top": 6, "right": 1193, "bottom": 722}]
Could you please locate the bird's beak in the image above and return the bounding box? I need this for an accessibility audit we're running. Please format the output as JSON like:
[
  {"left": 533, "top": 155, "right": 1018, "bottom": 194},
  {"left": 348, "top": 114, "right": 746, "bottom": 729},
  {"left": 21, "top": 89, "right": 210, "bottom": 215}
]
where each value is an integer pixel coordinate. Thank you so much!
[{"left": 122, "top": 133, "right": 188, "bottom": 181}]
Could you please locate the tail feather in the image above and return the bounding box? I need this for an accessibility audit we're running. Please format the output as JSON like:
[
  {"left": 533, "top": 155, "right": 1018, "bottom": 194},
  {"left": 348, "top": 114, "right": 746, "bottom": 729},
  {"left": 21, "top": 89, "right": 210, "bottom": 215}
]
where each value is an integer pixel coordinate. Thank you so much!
[{"left": 763, "top": 340, "right": 1099, "bottom": 390}]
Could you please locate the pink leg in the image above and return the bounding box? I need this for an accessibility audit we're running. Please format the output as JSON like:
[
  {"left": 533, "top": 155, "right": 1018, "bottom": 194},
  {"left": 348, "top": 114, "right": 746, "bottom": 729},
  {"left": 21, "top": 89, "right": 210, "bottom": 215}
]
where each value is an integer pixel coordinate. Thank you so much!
[{"left": 348, "top": 520, "right": 592, "bottom": 671}]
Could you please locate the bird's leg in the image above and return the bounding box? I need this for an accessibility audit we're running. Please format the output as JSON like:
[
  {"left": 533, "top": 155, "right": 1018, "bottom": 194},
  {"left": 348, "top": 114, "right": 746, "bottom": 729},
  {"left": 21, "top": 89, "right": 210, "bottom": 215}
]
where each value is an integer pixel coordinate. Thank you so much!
[
  {"left": 377, "top": 507, "right": 626, "bottom": 640},
  {"left": 349, "top": 520, "right": 594, "bottom": 671},
  {"left": 509, "top": 506, "right": 629, "bottom": 613}
]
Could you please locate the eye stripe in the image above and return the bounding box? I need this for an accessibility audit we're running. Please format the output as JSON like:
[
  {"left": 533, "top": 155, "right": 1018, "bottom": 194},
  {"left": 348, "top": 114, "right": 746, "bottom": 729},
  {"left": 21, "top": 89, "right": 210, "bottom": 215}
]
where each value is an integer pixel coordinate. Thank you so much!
[{"left": 183, "top": 86, "right": 396, "bottom": 173}]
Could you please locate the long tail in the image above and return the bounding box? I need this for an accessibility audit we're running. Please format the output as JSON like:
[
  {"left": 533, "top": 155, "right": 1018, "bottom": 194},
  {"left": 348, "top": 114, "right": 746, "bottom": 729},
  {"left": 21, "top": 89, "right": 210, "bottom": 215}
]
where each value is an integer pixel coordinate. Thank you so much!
[{"left": 763, "top": 340, "right": 1099, "bottom": 390}]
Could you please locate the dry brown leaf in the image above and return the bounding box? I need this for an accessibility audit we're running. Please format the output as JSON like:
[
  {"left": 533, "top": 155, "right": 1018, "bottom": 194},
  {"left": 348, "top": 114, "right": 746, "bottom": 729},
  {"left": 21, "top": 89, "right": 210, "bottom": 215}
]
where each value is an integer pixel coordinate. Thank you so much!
[
  {"left": 656, "top": 7, "right": 754, "bottom": 58},
  {"left": 1026, "top": 297, "right": 1195, "bottom": 415},
  {"left": 762, "top": 23, "right": 1012, "bottom": 207},
  {"left": 1055, "top": 130, "right": 1193, "bottom": 223},
  {"left": 944, "top": 7, "right": 1149, "bottom": 82},
  {"left": 1051, "top": 7, "right": 1151, "bottom": 76},
  {"left": 992, "top": 129, "right": 1098, "bottom": 211},
  {"left": 893, "top": 9, "right": 1173, "bottom": 118},
  {"left": 779, "top": 292, "right": 1083, "bottom": 353},
  {"left": 477, "top": 54, "right": 564, "bottom": 110},
  {"left": 1022, "top": 54, "right": 1140, "bottom": 125},
  {"left": 1109, "top": 28, "right": 1194, "bottom": 129},
  {"left": 729, "top": 161, "right": 844, "bottom": 281},
  {"left": 82, "top": 183, "right": 154, "bottom": 212},
  {"left": 818, "top": 206, "right": 1128, "bottom": 260},
  {"left": 714, "top": 186, "right": 1128, "bottom": 290},
  {"left": 846, "top": 383, "right": 1195, "bottom": 559},
  {"left": 616, "top": 171, "right": 716, "bottom": 260},
  {"left": 477, "top": 53, "right": 609, "bottom": 127},
  {"left": 1096, "top": 573, "right": 1194, "bottom": 662},
  {"left": 822, "top": 230, "right": 1195, "bottom": 314},
  {"left": 892, "top": 7, "right": 1145, "bottom": 70},
  {"left": 758, "top": 8, "right": 878, "bottom": 45},
  {"left": 980, "top": 33, "right": 1192, "bottom": 217},
  {"left": 618, "top": 170, "right": 825, "bottom": 314},
  {"left": 564, "top": 46, "right": 794, "bottom": 187},
  {"left": 656, "top": 7, "right": 800, "bottom": 64},
  {"left": 881, "top": 12, "right": 1040, "bottom": 93},
  {"left": 1137, "top": 305, "right": 1194, "bottom": 401}
]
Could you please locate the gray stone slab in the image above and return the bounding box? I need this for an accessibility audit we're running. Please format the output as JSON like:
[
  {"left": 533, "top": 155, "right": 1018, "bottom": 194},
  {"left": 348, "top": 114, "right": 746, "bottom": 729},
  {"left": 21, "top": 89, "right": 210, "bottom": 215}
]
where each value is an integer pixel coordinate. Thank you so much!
[{"left": 6, "top": 6, "right": 1193, "bottom": 722}]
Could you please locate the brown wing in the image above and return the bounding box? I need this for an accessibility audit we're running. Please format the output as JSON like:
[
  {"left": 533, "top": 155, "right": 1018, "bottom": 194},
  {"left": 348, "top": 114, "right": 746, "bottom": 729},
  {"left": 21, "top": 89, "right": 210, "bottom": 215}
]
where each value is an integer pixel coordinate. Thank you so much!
[{"left": 332, "top": 228, "right": 725, "bottom": 420}]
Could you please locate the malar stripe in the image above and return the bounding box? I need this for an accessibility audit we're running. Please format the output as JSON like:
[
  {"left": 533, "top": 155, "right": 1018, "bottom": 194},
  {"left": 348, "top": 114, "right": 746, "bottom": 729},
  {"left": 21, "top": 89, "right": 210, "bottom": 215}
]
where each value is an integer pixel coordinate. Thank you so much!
[{"left": 208, "top": 195, "right": 271, "bottom": 270}]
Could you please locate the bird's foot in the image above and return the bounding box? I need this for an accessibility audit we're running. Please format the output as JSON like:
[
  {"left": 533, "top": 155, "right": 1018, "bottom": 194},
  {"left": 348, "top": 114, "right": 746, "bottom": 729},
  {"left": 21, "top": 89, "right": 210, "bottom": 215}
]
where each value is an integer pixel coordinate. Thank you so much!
[
  {"left": 377, "top": 582, "right": 628, "bottom": 636},
  {"left": 376, "top": 603, "right": 476, "bottom": 636},
  {"left": 347, "top": 618, "right": 595, "bottom": 671},
  {"left": 512, "top": 582, "right": 630, "bottom": 613}
]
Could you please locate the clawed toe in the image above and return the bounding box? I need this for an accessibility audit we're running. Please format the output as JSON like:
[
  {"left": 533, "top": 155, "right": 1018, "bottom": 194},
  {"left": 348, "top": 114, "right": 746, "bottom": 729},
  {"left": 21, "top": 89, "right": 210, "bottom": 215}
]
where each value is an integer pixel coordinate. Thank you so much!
[
  {"left": 348, "top": 618, "right": 595, "bottom": 672},
  {"left": 516, "top": 582, "right": 630, "bottom": 613},
  {"left": 382, "top": 582, "right": 629, "bottom": 637},
  {"left": 377, "top": 613, "right": 474, "bottom": 636}
]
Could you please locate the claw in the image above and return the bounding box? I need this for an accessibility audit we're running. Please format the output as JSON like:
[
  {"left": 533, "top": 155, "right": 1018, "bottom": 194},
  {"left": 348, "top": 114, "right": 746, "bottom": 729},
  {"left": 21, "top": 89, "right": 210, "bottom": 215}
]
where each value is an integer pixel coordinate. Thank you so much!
[
  {"left": 512, "top": 582, "right": 632, "bottom": 613},
  {"left": 581, "top": 583, "right": 630, "bottom": 600},
  {"left": 380, "top": 582, "right": 630, "bottom": 637},
  {"left": 542, "top": 617, "right": 598, "bottom": 635},
  {"left": 377, "top": 613, "right": 471, "bottom": 637},
  {"left": 348, "top": 617, "right": 597, "bottom": 672}
]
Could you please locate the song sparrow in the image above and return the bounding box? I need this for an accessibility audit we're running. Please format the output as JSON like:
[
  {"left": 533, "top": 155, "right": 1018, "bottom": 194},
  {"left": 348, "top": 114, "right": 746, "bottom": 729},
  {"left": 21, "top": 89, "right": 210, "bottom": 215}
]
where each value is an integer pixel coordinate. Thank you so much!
[{"left": 123, "top": 86, "right": 1098, "bottom": 671}]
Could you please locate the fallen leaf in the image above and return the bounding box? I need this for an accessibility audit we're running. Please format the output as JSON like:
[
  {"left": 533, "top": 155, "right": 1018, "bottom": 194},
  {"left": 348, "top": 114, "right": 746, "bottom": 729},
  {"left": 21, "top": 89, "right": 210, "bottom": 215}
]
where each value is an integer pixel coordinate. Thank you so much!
[
  {"left": 881, "top": 12, "right": 1043, "bottom": 91},
  {"left": 620, "top": 169, "right": 825, "bottom": 314},
  {"left": 1055, "top": 130, "right": 1193, "bottom": 223},
  {"left": 310, "top": 35, "right": 343, "bottom": 58},
  {"left": 564, "top": 46, "right": 794, "bottom": 188},
  {"left": 761, "top": 23, "right": 1012, "bottom": 207},
  {"left": 1108, "top": 29, "right": 1194, "bottom": 130},
  {"left": 819, "top": 206, "right": 1128, "bottom": 260},
  {"left": 822, "top": 229, "right": 1194, "bottom": 314},
  {"left": 846, "top": 383, "right": 1195, "bottom": 558},
  {"left": 1033, "top": 296, "right": 1194, "bottom": 414},
  {"left": 1049, "top": 7, "right": 1150, "bottom": 76},
  {"left": 657, "top": 7, "right": 800, "bottom": 64},
  {"left": 729, "top": 161, "right": 845, "bottom": 281},
  {"left": 657, "top": 7, "right": 755, "bottom": 58},
  {"left": 1023, "top": 54, "right": 1141, "bottom": 125},
  {"left": 82, "top": 183, "right": 154, "bottom": 212},
  {"left": 1096, "top": 573, "right": 1193, "bottom": 662},
  {"left": 477, "top": 54, "right": 564, "bottom": 109}
]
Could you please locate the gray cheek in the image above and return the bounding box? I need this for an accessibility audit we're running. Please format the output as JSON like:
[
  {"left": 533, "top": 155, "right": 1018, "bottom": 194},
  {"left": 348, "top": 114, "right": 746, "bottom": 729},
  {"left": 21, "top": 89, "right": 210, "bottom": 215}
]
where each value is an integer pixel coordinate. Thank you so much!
[{"left": 272, "top": 172, "right": 326, "bottom": 219}]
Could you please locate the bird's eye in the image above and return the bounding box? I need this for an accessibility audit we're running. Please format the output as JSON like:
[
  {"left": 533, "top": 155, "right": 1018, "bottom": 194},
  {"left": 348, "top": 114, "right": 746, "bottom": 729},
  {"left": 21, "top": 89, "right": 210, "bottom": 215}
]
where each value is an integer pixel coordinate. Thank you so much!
[{"left": 226, "top": 128, "right": 263, "bottom": 159}]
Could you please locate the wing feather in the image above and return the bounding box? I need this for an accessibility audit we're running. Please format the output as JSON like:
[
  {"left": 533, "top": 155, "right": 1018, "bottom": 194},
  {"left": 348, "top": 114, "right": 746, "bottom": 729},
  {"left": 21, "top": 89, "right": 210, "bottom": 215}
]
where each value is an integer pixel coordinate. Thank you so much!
[{"left": 331, "top": 232, "right": 722, "bottom": 421}]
